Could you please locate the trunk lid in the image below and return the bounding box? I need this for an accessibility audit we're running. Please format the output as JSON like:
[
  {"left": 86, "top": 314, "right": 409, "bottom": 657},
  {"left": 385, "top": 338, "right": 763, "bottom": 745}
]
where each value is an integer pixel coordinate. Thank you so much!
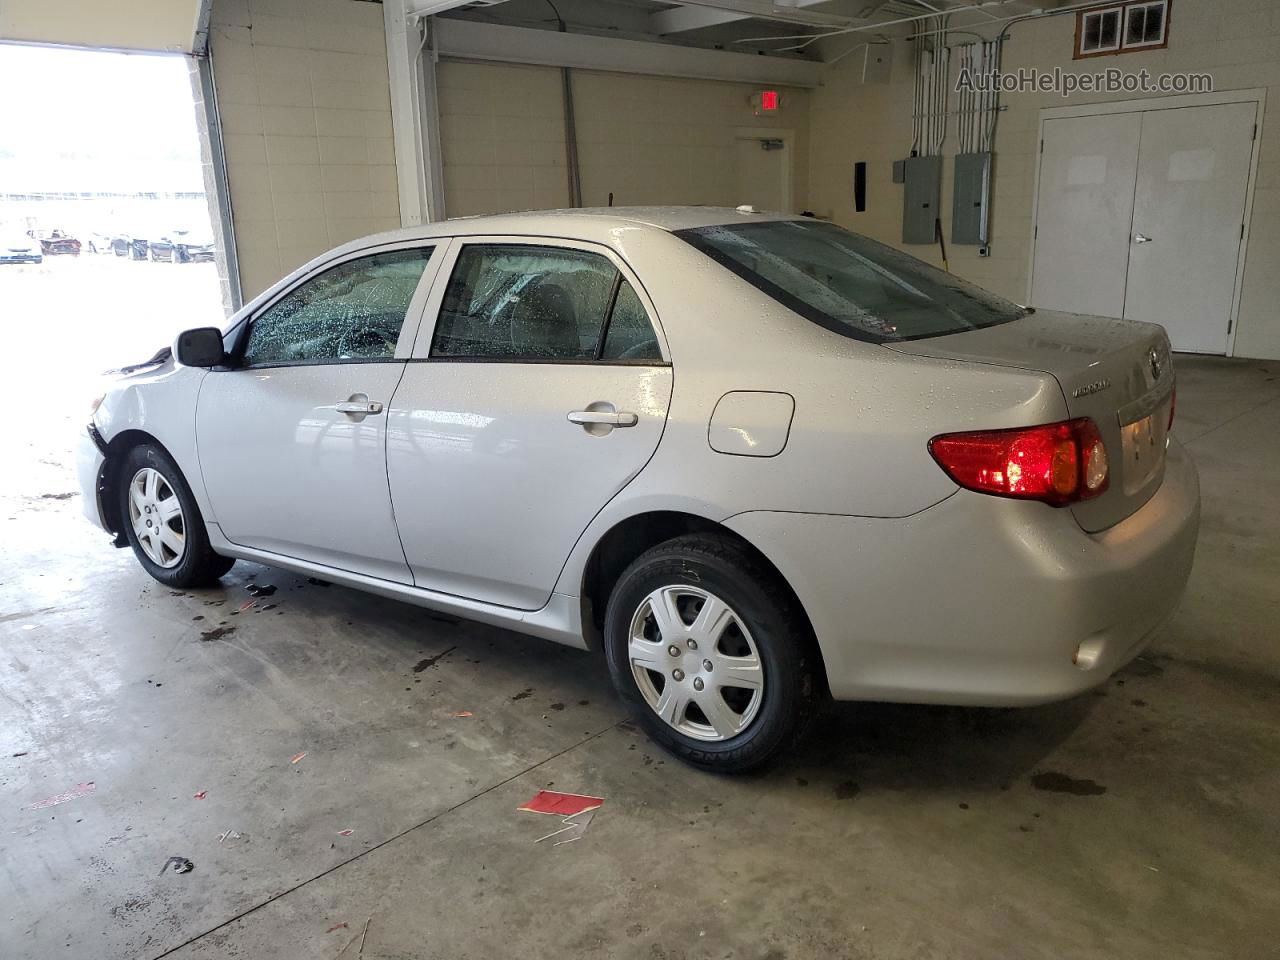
[{"left": 887, "top": 311, "right": 1174, "bottom": 532}]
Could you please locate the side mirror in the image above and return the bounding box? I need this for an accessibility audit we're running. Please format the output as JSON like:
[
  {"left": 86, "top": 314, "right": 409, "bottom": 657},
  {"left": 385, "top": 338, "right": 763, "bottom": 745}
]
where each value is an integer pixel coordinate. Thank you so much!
[{"left": 174, "top": 327, "right": 226, "bottom": 368}]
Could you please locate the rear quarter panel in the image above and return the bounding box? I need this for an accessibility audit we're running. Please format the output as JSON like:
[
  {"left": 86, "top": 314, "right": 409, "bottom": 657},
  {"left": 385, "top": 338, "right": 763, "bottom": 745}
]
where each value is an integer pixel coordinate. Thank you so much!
[{"left": 553, "top": 228, "right": 1069, "bottom": 595}]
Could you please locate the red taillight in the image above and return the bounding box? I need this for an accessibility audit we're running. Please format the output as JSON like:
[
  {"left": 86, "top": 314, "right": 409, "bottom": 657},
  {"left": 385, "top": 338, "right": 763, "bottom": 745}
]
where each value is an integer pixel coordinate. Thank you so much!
[{"left": 929, "top": 418, "right": 1109, "bottom": 506}]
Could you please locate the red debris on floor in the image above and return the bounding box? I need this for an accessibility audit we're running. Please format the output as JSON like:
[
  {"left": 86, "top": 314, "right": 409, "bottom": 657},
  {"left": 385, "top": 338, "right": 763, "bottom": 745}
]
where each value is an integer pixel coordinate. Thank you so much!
[{"left": 518, "top": 790, "right": 604, "bottom": 817}]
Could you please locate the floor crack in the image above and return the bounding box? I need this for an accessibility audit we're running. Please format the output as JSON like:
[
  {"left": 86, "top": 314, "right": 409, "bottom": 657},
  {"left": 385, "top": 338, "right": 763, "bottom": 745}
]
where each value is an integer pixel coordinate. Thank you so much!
[{"left": 149, "top": 719, "right": 626, "bottom": 959}]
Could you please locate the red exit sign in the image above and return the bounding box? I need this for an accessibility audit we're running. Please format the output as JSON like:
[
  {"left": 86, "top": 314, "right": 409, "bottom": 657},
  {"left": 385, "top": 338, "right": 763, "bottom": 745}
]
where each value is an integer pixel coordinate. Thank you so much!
[{"left": 750, "top": 89, "right": 782, "bottom": 115}]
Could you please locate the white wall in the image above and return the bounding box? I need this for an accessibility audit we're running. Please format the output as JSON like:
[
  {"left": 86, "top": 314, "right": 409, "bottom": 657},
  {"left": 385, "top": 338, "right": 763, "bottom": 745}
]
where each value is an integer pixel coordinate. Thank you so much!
[
  {"left": 437, "top": 59, "right": 809, "bottom": 217},
  {"left": 808, "top": 0, "right": 1280, "bottom": 360},
  {"left": 208, "top": 0, "right": 399, "bottom": 299}
]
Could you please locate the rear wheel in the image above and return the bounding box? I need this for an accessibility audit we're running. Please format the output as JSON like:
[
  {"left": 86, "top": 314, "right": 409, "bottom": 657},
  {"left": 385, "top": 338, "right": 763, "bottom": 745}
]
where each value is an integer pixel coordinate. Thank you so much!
[
  {"left": 118, "top": 444, "right": 234, "bottom": 588},
  {"left": 603, "top": 533, "right": 818, "bottom": 772}
]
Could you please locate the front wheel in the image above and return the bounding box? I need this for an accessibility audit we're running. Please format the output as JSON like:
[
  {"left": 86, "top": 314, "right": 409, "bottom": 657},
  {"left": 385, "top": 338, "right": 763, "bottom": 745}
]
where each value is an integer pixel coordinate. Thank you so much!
[
  {"left": 603, "top": 533, "right": 819, "bottom": 773},
  {"left": 118, "top": 444, "right": 235, "bottom": 588}
]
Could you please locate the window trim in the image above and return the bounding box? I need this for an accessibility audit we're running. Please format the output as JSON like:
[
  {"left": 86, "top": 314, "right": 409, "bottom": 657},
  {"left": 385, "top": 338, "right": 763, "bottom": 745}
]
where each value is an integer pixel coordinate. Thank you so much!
[
  {"left": 1121, "top": 0, "right": 1169, "bottom": 49},
  {"left": 1076, "top": 8, "right": 1122, "bottom": 56},
  {"left": 225, "top": 240, "right": 445, "bottom": 371},
  {"left": 408, "top": 234, "right": 670, "bottom": 366},
  {"left": 1073, "top": 0, "right": 1170, "bottom": 60}
]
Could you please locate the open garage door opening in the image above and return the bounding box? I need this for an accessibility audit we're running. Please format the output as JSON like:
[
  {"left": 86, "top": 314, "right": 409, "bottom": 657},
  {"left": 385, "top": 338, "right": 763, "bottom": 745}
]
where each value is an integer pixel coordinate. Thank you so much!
[{"left": 0, "top": 43, "right": 227, "bottom": 506}]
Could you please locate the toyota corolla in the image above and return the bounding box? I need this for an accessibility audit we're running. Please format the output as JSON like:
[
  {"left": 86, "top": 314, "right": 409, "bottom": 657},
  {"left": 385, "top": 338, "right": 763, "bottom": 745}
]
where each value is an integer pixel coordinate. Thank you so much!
[{"left": 77, "top": 208, "right": 1199, "bottom": 771}]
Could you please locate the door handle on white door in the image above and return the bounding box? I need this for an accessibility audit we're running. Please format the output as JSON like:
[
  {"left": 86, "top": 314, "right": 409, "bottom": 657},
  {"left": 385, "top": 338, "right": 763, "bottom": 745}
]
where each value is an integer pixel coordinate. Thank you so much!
[
  {"left": 1134, "top": 233, "right": 1153, "bottom": 243},
  {"left": 567, "top": 409, "right": 638, "bottom": 427},
  {"left": 336, "top": 395, "right": 383, "bottom": 416}
]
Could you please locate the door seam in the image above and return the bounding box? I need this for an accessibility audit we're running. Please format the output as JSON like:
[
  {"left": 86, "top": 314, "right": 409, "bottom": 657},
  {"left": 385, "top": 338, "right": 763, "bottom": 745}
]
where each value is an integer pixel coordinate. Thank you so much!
[
  {"left": 383, "top": 360, "right": 417, "bottom": 582},
  {"left": 1119, "top": 110, "right": 1145, "bottom": 320}
]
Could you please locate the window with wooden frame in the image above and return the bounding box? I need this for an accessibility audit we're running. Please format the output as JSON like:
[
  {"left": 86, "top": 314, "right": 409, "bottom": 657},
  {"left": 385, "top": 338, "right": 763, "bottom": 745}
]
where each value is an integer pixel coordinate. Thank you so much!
[{"left": 1074, "top": 0, "right": 1170, "bottom": 59}]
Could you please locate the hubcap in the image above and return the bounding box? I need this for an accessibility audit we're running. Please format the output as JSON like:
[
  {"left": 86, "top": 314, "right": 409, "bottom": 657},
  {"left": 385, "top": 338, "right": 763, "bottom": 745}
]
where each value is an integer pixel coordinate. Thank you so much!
[
  {"left": 627, "top": 585, "right": 764, "bottom": 742},
  {"left": 127, "top": 467, "right": 185, "bottom": 568}
]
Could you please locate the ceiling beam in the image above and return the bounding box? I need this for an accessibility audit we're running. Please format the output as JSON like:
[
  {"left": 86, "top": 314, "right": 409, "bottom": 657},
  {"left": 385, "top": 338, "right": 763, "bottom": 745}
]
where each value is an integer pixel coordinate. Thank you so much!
[
  {"left": 436, "top": 17, "right": 822, "bottom": 86},
  {"left": 651, "top": 1, "right": 853, "bottom": 35},
  {"left": 406, "top": 0, "right": 506, "bottom": 17}
]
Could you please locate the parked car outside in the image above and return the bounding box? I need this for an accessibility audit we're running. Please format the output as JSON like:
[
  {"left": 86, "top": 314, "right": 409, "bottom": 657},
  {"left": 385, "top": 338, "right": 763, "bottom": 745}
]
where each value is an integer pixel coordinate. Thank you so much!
[
  {"left": 149, "top": 228, "right": 215, "bottom": 263},
  {"left": 105, "top": 233, "right": 147, "bottom": 258},
  {"left": 1, "top": 232, "right": 43, "bottom": 264},
  {"left": 85, "top": 231, "right": 117, "bottom": 254},
  {"left": 76, "top": 208, "right": 1200, "bottom": 771},
  {"left": 104, "top": 229, "right": 150, "bottom": 259},
  {"left": 32, "top": 228, "right": 81, "bottom": 256}
]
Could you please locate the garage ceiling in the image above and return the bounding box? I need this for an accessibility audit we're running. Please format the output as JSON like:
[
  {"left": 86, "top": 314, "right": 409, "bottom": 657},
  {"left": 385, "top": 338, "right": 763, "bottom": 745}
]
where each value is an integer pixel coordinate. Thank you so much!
[
  {"left": 436, "top": 0, "right": 1081, "bottom": 59},
  {"left": 0, "top": 0, "right": 206, "bottom": 54}
]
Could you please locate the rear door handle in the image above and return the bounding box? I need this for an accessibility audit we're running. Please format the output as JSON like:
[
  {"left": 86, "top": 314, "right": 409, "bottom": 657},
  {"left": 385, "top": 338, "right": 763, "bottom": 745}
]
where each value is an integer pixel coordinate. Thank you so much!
[
  {"left": 336, "top": 395, "right": 383, "bottom": 416},
  {"left": 1134, "top": 233, "right": 1153, "bottom": 244},
  {"left": 567, "top": 410, "right": 638, "bottom": 427}
]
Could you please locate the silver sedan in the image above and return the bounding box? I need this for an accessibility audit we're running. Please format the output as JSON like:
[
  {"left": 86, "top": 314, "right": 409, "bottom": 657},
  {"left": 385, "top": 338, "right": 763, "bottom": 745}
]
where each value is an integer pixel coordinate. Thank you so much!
[{"left": 77, "top": 207, "right": 1199, "bottom": 771}]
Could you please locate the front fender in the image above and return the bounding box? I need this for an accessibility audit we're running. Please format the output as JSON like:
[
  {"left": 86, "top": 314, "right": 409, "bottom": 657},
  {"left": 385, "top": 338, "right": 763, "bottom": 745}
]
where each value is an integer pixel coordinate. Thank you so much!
[{"left": 95, "top": 363, "right": 212, "bottom": 522}]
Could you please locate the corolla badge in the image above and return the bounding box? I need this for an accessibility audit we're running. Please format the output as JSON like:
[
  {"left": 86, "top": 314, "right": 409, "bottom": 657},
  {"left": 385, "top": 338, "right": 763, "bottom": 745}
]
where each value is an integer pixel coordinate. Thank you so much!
[
  {"left": 1149, "top": 347, "right": 1164, "bottom": 381},
  {"left": 1072, "top": 379, "right": 1111, "bottom": 399}
]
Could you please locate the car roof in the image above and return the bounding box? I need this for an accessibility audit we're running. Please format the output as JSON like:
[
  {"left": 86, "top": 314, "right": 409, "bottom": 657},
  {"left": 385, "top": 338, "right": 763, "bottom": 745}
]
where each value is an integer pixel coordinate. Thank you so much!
[{"left": 352, "top": 206, "right": 803, "bottom": 247}]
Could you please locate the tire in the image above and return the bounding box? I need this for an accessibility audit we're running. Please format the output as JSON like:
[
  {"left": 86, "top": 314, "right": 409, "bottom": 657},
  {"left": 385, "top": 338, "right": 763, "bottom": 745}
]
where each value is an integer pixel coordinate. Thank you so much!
[
  {"left": 117, "top": 443, "right": 235, "bottom": 588},
  {"left": 603, "top": 533, "right": 819, "bottom": 773}
]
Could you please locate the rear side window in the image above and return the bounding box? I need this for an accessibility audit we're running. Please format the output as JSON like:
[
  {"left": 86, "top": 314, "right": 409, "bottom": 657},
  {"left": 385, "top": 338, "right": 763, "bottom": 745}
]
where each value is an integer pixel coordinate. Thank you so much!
[
  {"left": 431, "top": 245, "right": 618, "bottom": 361},
  {"left": 676, "top": 220, "right": 1026, "bottom": 343},
  {"left": 242, "top": 247, "right": 433, "bottom": 366},
  {"left": 601, "top": 280, "right": 662, "bottom": 361}
]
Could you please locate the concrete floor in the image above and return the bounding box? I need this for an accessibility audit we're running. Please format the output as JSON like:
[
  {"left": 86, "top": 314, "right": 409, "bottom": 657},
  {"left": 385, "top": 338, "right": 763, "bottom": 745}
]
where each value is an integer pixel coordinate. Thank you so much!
[{"left": 2, "top": 262, "right": 1279, "bottom": 959}]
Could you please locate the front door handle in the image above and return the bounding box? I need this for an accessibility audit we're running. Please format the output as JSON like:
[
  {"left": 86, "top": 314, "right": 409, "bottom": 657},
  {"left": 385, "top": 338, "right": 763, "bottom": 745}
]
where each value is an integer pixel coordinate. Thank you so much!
[
  {"left": 568, "top": 409, "right": 638, "bottom": 427},
  {"left": 336, "top": 394, "right": 383, "bottom": 416},
  {"left": 1134, "top": 233, "right": 1153, "bottom": 244}
]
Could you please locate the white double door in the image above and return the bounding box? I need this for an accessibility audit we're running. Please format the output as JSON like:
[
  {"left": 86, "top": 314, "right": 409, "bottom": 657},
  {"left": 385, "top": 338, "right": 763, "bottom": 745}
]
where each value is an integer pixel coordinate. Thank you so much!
[{"left": 1031, "top": 100, "right": 1256, "bottom": 354}]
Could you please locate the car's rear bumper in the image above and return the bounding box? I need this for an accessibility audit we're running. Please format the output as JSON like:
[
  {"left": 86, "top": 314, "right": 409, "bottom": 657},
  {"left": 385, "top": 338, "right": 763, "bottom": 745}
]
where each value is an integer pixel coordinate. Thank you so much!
[{"left": 726, "top": 436, "right": 1200, "bottom": 706}]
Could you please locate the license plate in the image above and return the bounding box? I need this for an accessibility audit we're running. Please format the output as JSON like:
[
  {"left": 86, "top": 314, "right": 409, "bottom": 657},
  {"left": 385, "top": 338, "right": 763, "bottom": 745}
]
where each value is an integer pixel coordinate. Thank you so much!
[{"left": 1120, "top": 405, "right": 1168, "bottom": 494}]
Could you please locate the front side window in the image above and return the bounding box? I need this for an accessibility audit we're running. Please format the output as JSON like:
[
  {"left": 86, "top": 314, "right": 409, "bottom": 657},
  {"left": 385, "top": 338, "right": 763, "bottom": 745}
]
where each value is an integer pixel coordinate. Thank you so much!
[
  {"left": 242, "top": 247, "right": 433, "bottom": 366},
  {"left": 431, "top": 245, "right": 619, "bottom": 361},
  {"left": 676, "top": 219, "right": 1026, "bottom": 343}
]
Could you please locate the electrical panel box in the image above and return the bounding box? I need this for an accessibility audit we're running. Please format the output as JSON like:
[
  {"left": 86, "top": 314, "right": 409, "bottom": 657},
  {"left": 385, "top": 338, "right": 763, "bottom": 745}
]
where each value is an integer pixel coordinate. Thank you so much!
[
  {"left": 952, "top": 152, "right": 992, "bottom": 245},
  {"left": 902, "top": 155, "right": 942, "bottom": 244}
]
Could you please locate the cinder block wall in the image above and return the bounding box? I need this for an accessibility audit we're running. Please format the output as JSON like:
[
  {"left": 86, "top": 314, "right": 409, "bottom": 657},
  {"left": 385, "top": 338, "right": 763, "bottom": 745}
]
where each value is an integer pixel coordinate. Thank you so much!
[
  {"left": 438, "top": 59, "right": 810, "bottom": 216},
  {"left": 208, "top": 0, "right": 399, "bottom": 300},
  {"left": 808, "top": 0, "right": 1280, "bottom": 359}
]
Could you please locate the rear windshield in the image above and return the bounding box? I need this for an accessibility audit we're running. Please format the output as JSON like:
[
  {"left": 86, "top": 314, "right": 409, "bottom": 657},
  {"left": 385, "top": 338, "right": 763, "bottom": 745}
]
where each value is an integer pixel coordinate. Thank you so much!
[{"left": 676, "top": 219, "right": 1026, "bottom": 343}]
